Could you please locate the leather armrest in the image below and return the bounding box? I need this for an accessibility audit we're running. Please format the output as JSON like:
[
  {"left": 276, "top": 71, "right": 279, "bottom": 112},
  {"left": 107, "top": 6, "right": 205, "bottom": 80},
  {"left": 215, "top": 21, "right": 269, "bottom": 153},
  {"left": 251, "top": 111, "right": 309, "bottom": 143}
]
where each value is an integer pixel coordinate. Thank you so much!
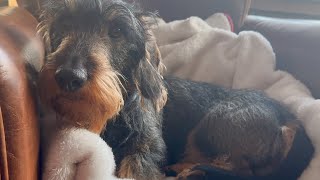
[
  {"left": 0, "top": 7, "right": 44, "bottom": 180},
  {"left": 242, "top": 15, "right": 320, "bottom": 98},
  {"left": 140, "top": 0, "right": 251, "bottom": 31},
  {"left": 0, "top": 107, "right": 9, "bottom": 180}
]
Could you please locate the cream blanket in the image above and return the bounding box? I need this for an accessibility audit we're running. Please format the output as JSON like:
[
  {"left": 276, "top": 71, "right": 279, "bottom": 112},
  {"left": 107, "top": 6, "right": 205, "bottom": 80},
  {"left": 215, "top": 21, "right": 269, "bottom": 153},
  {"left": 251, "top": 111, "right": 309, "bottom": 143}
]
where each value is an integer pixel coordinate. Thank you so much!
[{"left": 153, "top": 14, "right": 320, "bottom": 180}]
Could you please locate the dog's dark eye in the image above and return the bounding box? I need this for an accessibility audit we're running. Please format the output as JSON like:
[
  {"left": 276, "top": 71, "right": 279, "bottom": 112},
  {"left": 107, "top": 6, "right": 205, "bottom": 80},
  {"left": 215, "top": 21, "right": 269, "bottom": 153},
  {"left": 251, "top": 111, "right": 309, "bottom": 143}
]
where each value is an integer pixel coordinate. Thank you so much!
[
  {"left": 51, "top": 34, "right": 63, "bottom": 51},
  {"left": 109, "top": 25, "right": 123, "bottom": 39}
]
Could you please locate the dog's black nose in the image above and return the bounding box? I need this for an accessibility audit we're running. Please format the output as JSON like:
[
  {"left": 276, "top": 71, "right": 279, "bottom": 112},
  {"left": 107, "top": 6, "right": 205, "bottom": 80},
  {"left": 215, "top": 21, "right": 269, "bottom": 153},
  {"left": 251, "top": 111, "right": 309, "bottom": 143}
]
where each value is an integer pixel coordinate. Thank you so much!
[{"left": 55, "top": 68, "right": 87, "bottom": 92}]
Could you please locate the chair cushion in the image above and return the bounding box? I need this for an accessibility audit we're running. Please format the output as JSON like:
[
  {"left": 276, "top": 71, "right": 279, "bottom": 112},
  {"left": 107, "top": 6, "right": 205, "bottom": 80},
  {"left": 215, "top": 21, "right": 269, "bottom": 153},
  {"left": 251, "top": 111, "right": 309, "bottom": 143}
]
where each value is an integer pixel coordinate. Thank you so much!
[{"left": 141, "top": 0, "right": 251, "bottom": 31}]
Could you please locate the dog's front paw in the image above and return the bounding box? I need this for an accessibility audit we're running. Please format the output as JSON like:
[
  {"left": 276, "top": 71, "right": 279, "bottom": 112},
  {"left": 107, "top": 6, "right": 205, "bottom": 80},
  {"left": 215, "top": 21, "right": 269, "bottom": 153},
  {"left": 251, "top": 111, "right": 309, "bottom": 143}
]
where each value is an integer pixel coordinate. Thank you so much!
[
  {"left": 118, "top": 154, "right": 163, "bottom": 180},
  {"left": 117, "top": 156, "right": 135, "bottom": 179},
  {"left": 163, "top": 165, "right": 179, "bottom": 177},
  {"left": 163, "top": 163, "right": 206, "bottom": 180},
  {"left": 176, "top": 169, "right": 206, "bottom": 180}
]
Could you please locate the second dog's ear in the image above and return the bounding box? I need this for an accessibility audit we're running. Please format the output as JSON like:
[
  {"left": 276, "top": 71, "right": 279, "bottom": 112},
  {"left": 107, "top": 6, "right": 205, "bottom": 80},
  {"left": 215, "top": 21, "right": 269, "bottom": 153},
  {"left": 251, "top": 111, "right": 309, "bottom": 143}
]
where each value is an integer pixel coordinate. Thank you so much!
[{"left": 134, "top": 36, "right": 167, "bottom": 111}]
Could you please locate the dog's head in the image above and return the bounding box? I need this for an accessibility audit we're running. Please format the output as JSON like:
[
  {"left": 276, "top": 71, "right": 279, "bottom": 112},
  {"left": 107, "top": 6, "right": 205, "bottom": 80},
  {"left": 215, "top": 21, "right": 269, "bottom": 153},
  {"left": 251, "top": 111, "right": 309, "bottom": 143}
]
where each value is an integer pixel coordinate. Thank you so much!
[{"left": 38, "top": 0, "right": 167, "bottom": 133}]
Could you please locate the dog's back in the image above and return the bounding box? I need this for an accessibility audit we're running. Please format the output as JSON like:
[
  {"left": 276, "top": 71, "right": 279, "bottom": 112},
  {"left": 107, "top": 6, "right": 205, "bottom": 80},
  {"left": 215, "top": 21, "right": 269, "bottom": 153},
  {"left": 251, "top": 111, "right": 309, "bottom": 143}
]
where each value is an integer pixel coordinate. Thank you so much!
[{"left": 163, "top": 76, "right": 300, "bottom": 177}]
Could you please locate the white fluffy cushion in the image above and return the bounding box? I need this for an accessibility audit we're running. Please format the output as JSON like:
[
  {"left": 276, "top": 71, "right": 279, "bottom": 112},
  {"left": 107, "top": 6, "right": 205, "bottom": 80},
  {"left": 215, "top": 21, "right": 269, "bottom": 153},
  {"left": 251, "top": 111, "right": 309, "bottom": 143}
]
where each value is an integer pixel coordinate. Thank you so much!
[{"left": 42, "top": 128, "right": 132, "bottom": 180}]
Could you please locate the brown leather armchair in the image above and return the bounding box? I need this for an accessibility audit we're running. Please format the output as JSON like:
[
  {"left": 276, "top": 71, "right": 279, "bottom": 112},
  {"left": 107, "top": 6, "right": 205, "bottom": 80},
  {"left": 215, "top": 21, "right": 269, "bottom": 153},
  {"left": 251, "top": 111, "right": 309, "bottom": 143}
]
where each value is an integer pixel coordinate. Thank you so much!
[{"left": 0, "top": 3, "right": 44, "bottom": 180}]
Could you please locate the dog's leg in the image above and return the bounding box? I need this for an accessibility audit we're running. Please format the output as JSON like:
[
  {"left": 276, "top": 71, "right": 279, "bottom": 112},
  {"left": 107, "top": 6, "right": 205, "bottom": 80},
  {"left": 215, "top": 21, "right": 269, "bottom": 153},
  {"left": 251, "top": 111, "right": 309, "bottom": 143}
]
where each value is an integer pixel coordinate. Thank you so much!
[
  {"left": 118, "top": 152, "right": 164, "bottom": 180},
  {"left": 164, "top": 163, "right": 200, "bottom": 175},
  {"left": 164, "top": 131, "right": 236, "bottom": 179},
  {"left": 117, "top": 154, "right": 143, "bottom": 178},
  {"left": 211, "top": 155, "right": 235, "bottom": 171},
  {"left": 164, "top": 162, "right": 207, "bottom": 180},
  {"left": 115, "top": 123, "right": 166, "bottom": 180},
  {"left": 175, "top": 165, "right": 207, "bottom": 180},
  {"left": 168, "top": 156, "right": 251, "bottom": 180},
  {"left": 104, "top": 94, "right": 166, "bottom": 180},
  {"left": 165, "top": 155, "right": 236, "bottom": 180}
]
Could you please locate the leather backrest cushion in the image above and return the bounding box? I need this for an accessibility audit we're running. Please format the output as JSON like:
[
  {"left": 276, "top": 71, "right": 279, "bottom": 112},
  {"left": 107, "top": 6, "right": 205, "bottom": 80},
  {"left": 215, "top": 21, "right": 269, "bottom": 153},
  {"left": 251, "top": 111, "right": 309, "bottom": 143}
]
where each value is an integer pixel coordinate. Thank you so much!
[
  {"left": 140, "top": 0, "right": 251, "bottom": 30},
  {"left": 243, "top": 15, "right": 320, "bottom": 98}
]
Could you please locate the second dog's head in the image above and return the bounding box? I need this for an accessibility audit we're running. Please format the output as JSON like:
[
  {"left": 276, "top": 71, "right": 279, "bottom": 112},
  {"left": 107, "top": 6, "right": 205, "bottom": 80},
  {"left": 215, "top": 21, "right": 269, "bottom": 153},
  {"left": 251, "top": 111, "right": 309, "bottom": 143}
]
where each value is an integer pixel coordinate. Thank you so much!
[{"left": 38, "top": 0, "right": 167, "bottom": 133}]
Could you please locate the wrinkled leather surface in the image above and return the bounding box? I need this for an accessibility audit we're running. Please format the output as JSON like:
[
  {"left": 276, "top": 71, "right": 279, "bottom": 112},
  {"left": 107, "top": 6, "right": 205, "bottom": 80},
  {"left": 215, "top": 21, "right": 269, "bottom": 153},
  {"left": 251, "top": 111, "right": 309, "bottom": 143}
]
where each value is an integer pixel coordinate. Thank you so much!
[
  {"left": 243, "top": 15, "right": 320, "bottom": 98},
  {"left": 140, "top": 0, "right": 251, "bottom": 31},
  {"left": 0, "top": 7, "right": 44, "bottom": 180}
]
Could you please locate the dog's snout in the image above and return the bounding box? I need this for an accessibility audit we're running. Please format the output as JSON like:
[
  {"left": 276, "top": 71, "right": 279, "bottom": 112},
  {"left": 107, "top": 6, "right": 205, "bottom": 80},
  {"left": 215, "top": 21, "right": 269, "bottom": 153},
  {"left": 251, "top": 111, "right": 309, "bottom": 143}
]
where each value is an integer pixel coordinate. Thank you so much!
[{"left": 55, "top": 68, "right": 88, "bottom": 92}]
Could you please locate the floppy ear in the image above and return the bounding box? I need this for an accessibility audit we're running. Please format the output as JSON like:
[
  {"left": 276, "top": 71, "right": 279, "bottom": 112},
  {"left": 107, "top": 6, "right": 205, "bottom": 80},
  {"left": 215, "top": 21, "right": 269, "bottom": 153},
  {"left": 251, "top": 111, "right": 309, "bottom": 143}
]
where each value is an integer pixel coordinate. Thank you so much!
[{"left": 134, "top": 33, "right": 167, "bottom": 111}]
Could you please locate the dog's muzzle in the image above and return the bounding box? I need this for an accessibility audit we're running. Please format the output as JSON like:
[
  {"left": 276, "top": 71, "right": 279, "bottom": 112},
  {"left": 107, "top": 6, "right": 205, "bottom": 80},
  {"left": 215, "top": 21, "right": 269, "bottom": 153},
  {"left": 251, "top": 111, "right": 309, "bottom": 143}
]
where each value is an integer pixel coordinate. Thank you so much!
[{"left": 55, "top": 67, "right": 88, "bottom": 92}]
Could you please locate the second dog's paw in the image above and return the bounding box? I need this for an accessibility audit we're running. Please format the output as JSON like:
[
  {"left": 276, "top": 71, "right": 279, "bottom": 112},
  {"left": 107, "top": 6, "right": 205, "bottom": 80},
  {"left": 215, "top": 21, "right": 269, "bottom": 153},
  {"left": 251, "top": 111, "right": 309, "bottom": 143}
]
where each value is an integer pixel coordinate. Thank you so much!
[
  {"left": 163, "top": 166, "right": 178, "bottom": 177},
  {"left": 176, "top": 169, "right": 206, "bottom": 180}
]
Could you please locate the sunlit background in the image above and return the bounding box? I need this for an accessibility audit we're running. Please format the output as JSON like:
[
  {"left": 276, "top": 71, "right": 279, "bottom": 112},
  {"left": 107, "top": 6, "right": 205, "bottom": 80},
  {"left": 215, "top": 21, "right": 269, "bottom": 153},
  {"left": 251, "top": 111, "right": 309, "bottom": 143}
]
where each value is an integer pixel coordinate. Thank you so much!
[{"left": 0, "top": 0, "right": 17, "bottom": 6}]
